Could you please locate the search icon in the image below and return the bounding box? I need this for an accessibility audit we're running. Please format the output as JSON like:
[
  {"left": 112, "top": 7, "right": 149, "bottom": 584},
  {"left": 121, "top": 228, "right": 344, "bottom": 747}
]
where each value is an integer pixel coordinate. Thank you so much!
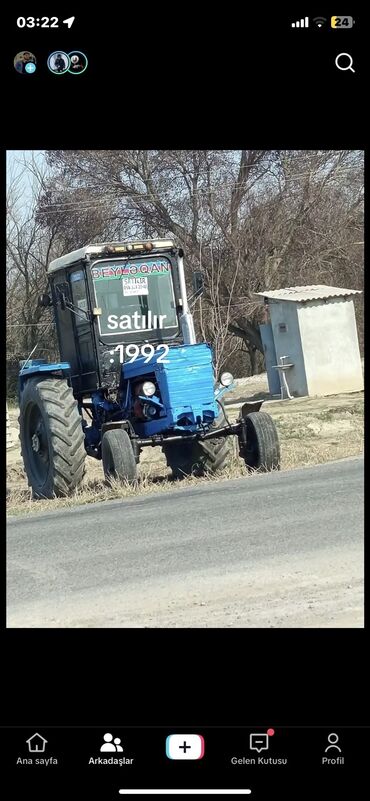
[{"left": 335, "top": 53, "right": 355, "bottom": 73}]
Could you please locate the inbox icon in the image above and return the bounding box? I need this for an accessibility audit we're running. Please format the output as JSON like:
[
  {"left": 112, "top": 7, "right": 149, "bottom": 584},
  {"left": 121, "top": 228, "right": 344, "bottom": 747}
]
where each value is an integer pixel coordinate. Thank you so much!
[
  {"left": 166, "top": 734, "right": 205, "bottom": 760},
  {"left": 250, "top": 733, "right": 269, "bottom": 753}
]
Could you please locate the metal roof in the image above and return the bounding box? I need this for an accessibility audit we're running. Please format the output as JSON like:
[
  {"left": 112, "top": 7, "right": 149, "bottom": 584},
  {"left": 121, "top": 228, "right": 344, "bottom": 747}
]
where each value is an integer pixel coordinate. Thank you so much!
[
  {"left": 48, "top": 245, "right": 106, "bottom": 273},
  {"left": 48, "top": 240, "right": 174, "bottom": 274},
  {"left": 255, "top": 285, "right": 362, "bottom": 303}
]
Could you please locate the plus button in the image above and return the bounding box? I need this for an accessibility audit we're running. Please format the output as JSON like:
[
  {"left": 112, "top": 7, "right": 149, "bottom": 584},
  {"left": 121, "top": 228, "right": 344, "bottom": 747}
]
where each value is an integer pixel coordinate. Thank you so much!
[{"left": 179, "top": 741, "right": 191, "bottom": 753}]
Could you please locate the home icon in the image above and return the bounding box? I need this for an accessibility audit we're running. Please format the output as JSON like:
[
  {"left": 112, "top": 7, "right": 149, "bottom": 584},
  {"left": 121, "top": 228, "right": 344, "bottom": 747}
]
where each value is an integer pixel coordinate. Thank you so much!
[{"left": 26, "top": 733, "right": 48, "bottom": 753}]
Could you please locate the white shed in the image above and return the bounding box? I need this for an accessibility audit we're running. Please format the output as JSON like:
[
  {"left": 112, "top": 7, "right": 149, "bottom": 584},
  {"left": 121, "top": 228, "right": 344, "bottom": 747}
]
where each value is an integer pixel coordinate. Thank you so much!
[{"left": 256, "top": 285, "right": 363, "bottom": 398}]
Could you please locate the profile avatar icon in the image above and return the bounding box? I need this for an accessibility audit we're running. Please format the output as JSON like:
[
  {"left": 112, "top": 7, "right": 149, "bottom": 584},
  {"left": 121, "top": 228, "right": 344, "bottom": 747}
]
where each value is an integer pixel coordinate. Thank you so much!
[
  {"left": 14, "top": 51, "right": 37, "bottom": 74},
  {"left": 100, "top": 732, "right": 123, "bottom": 752},
  {"left": 47, "top": 51, "right": 70, "bottom": 74},
  {"left": 67, "top": 51, "right": 88, "bottom": 74},
  {"left": 324, "top": 733, "right": 342, "bottom": 753}
]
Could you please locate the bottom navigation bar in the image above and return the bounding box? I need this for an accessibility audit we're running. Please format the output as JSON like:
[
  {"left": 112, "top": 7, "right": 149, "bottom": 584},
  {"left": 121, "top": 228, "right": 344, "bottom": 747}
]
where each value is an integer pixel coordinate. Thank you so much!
[{"left": 119, "top": 792, "right": 252, "bottom": 796}]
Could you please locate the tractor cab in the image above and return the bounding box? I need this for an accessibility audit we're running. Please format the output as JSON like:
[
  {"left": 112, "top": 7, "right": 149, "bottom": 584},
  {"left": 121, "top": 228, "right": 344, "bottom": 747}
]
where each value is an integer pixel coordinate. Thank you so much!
[{"left": 45, "top": 240, "right": 193, "bottom": 397}]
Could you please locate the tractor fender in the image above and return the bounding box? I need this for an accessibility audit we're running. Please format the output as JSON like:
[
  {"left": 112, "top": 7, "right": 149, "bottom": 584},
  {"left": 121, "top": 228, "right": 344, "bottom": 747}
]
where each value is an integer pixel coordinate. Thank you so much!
[
  {"left": 18, "top": 361, "right": 71, "bottom": 400},
  {"left": 240, "top": 400, "right": 264, "bottom": 417}
]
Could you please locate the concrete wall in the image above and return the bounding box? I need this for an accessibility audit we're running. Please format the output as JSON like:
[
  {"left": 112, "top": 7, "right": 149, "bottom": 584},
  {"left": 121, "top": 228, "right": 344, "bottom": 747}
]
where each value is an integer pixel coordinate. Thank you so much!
[
  {"left": 269, "top": 300, "right": 308, "bottom": 396},
  {"left": 297, "top": 297, "right": 363, "bottom": 396}
]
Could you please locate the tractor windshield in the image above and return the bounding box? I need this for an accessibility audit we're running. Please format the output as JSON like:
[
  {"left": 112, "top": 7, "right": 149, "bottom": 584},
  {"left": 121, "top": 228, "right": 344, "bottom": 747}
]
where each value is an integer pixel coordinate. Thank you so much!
[{"left": 91, "top": 255, "right": 179, "bottom": 342}]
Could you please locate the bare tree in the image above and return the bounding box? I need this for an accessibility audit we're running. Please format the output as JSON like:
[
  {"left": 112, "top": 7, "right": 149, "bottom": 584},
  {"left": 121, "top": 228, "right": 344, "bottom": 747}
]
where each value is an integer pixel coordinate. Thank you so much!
[
  {"left": 198, "top": 246, "right": 242, "bottom": 375},
  {"left": 41, "top": 150, "right": 363, "bottom": 361},
  {"left": 9, "top": 149, "right": 362, "bottom": 386}
]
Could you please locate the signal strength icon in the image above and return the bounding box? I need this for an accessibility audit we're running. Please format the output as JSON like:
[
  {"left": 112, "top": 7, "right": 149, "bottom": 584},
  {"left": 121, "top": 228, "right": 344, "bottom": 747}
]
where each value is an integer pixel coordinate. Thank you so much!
[{"left": 291, "top": 16, "right": 309, "bottom": 28}]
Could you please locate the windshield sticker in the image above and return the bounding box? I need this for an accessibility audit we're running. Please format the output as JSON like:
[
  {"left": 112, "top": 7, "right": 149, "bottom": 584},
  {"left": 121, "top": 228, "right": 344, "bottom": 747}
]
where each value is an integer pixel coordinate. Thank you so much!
[
  {"left": 91, "top": 259, "right": 170, "bottom": 280},
  {"left": 122, "top": 277, "right": 148, "bottom": 296}
]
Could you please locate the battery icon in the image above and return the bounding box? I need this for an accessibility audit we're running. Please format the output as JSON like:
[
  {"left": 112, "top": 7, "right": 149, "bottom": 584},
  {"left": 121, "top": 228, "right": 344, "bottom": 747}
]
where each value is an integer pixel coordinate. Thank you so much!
[{"left": 331, "top": 16, "right": 354, "bottom": 28}]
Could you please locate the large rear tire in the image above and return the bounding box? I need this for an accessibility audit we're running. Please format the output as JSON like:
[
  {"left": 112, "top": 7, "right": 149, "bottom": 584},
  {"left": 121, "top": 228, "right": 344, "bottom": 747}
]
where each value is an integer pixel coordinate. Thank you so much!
[
  {"left": 163, "top": 407, "right": 232, "bottom": 478},
  {"left": 102, "top": 428, "right": 137, "bottom": 484},
  {"left": 19, "top": 377, "right": 86, "bottom": 499},
  {"left": 242, "top": 411, "right": 280, "bottom": 471}
]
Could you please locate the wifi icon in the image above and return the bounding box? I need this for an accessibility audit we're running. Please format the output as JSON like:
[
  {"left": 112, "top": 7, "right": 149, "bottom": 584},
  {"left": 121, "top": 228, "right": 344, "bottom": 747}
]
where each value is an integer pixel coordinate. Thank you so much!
[{"left": 313, "top": 16, "right": 327, "bottom": 27}]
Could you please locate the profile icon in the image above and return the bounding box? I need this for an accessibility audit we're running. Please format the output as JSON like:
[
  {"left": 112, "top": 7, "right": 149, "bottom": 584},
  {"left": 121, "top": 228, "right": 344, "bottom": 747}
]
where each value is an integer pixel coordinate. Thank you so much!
[
  {"left": 14, "top": 51, "right": 37, "bottom": 74},
  {"left": 47, "top": 51, "right": 70, "bottom": 74},
  {"left": 324, "top": 733, "right": 342, "bottom": 753},
  {"left": 67, "top": 51, "right": 88, "bottom": 74}
]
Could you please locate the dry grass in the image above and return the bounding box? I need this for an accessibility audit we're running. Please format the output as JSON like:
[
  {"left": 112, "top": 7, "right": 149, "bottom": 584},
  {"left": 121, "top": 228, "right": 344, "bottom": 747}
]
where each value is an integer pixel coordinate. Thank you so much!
[
  {"left": 6, "top": 457, "right": 251, "bottom": 517},
  {"left": 269, "top": 393, "right": 364, "bottom": 470},
  {"left": 7, "top": 391, "right": 364, "bottom": 517}
]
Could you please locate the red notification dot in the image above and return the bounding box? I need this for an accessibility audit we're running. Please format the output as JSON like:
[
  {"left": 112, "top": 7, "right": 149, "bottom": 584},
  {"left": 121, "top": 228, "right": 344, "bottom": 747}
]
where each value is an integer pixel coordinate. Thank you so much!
[{"left": 267, "top": 728, "right": 275, "bottom": 736}]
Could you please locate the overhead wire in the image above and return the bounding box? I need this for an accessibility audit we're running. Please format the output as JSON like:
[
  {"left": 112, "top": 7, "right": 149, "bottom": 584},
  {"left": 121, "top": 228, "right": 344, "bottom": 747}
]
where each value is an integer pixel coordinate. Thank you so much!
[{"left": 29, "top": 167, "right": 360, "bottom": 213}]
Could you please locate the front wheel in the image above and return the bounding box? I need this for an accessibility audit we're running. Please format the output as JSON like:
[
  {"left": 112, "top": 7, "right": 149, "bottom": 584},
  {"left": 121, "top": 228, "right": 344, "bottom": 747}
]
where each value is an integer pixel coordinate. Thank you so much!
[
  {"left": 19, "top": 377, "right": 86, "bottom": 499},
  {"left": 102, "top": 428, "right": 137, "bottom": 484},
  {"left": 241, "top": 411, "right": 280, "bottom": 471},
  {"left": 163, "top": 406, "right": 233, "bottom": 478}
]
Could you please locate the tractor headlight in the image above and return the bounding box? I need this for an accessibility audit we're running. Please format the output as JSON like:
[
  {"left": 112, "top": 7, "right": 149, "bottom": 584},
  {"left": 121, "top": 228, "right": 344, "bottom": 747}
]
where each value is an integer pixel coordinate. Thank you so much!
[
  {"left": 142, "top": 381, "right": 156, "bottom": 397},
  {"left": 220, "top": 371, "right": 234, "bottom": 387}
]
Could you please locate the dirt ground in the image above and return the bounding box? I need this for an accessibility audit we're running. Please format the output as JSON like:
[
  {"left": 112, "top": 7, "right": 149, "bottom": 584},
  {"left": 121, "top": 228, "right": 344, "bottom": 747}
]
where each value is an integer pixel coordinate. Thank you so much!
[{"left": 6, "top": 371, "right": 364, "bottom": 516}]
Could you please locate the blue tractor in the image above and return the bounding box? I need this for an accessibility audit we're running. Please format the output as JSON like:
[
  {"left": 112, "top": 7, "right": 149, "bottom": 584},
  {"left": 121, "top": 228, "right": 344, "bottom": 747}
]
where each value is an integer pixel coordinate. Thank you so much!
[{"left": 18, "top": 240, "right": 280, "bottom": 498}]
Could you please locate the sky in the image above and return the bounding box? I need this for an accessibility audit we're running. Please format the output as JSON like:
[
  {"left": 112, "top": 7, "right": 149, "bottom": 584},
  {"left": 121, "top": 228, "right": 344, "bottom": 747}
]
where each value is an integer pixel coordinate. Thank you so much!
[
  {"left": 6, "top": 150, "right": 46, "bottom": 212},
  {"left": 6, "top": 149, "right": 45, "bottom": 177},
  {"left": 6, "top": 150, "right": 45, "bottom": 191}
]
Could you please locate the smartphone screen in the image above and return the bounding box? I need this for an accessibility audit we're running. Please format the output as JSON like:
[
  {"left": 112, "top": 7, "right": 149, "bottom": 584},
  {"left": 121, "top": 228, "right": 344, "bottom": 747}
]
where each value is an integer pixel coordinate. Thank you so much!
[{"left": 3, "top": 9, "right": 366, "bottom": 800}]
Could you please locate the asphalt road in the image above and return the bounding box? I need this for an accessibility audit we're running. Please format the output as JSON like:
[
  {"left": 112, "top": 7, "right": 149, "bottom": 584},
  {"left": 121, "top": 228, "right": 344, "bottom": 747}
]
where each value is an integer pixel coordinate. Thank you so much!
[{"left": 7, "top": 457, "right": 364, "bottom": 628}]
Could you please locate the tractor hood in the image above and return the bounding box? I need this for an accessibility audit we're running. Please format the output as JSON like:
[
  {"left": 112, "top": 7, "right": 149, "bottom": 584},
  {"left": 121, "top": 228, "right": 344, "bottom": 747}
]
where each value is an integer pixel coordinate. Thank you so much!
[{"left": 122, "top": 343, "right": 219, "bottom": 434}]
